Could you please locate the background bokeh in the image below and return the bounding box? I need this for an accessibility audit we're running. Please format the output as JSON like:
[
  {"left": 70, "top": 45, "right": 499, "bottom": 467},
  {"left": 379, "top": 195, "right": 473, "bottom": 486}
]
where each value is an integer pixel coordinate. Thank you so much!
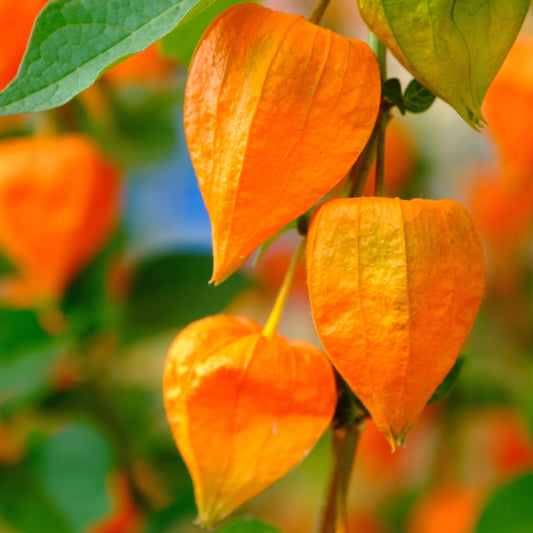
[{"left": 0, "top": 1, "right": 532, "bottom": 532}]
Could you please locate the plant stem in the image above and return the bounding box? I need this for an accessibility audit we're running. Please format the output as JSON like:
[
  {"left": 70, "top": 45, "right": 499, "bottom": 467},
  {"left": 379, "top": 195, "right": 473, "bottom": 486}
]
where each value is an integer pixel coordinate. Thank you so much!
[
  {"left": 307, "top": 0, "right": 331, "bottom": 24},
  {"left": 368, "top": 32, "right": 387, "bottom": 81},
  {"left": 368, "top": 32, "right": 389, "bottom": 197},
  {"left": 262, "top": 238, "right": 306, "bottom": 338},
  {"left": 318, "top": 421, "right": 364, "bottom": 533},
  {"left": 374, "top": 109, "right": 389, "bottom": 197},
  {"left": 343, "top": 116, "right": 379, "bottom": 198},
  {"left": 342, "top": 34, "right": 390, "bottom": 198}
]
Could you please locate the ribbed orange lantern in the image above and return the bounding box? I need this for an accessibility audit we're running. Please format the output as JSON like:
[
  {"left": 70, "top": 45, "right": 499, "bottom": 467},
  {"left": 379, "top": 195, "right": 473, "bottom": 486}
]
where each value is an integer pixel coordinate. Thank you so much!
[
  {"left": 0, "top": 134, "right": 121, "bottom": 304},
  {"left": 307, "top": 197, "right": 485, "bottom": 448},
  {"left": 184, "top": 3, "right": 381, "bottom": 284},
  {"left": 163, "top": 314, "right": 336, "bottom": 527}
]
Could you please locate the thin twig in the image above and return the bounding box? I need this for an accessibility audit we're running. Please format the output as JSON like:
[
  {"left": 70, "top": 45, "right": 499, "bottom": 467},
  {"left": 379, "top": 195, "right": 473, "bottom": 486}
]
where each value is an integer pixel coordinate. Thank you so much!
[
  {"left": 307, "top": 0, "right": 331, "bottom": 25},
  {"left": 318, "top": 422, "right": 364, "bottom": 533}
]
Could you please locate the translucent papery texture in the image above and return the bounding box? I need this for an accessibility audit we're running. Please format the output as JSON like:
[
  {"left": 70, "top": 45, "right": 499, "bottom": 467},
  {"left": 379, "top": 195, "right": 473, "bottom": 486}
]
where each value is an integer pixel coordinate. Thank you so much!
[
  {"left": 184, "top": 3, "right": 381, "bottom": 283},
  {"left": 163, "top": 315, "right": 336, "bottom": 527},
  {"left": 0, "top": 134, "right": 121, "bottom": 301},
  {"left": 307, "top": 198, "right": 485, "bottom": 448}
]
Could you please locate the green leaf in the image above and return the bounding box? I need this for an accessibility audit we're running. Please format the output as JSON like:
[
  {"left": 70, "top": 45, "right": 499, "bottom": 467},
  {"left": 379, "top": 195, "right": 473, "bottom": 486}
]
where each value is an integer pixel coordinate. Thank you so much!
[
  {"left": 428, "top": 353, "right": 466, "bottom": 404},
  {"left": 382, "top": 78, "right": 405, "bottom": 113},
  {"left": 161, "top": 0, "right": 250, "bottom": 66},
  {"left": 217, "top": 518, "right": 282, "bottom": 533},
  {"left": 61, "top": 228, "right": 125, "bottom": 342},
  {"left": 358, "top": 0, "right": 530, "bottom": 127},
  {"left": 31, "top": 422, "right": 115, "bottom": 533},
  {"left": 475, "top": 474, "right": 533, "bottom": 533},
  {"left": 121, "top": 254, "right": 249, "bottom": 343},
  {"left": 0, "top": 465, "right": 72, "bottom": 533},
  {"left": 403, "top": 79, "right": 435, "bottom": 114},
  {"left": 0, "top": 342, "right": 66, "bottom": 413},
  {"left": 0, "top": 0, "right": 216, "bottom": 116},
  {"left": 0, "top": 307, "right": 48, "bottom": 354},
  {"left": 77, "top": 86, "right": 180, "bottom": 168}
]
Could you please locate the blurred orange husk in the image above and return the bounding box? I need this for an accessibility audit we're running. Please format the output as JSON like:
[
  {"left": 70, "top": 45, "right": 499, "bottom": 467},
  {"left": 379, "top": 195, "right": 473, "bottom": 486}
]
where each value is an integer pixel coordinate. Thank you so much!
[
  {"left": 104, "top": 44, "right": 175, "bottom": 86},
  {"left": 0, "top": 0, "right": 49, "bottom": 91},
  {"left": 407, "top": 486, "right": 483, "bottom": 533},
  {"left": 0, "top": 134, "right": 122, "bottom": 306},
  {"left": 469, "top": 166, "right": 533, "bottom": 252},
  {"left": 483, "top": 34, "right": 533, "bottom": 181}
]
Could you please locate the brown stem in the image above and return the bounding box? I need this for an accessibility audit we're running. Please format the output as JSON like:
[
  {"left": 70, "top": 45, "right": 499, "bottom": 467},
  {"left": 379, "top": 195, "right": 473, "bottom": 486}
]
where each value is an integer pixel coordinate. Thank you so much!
[
  {"left": 374, "top": 109, "right": 389, "bottom": 197},
  {"left": 318, "top": 421, "right": 364, "bottom": 533},
  {"left": 307, "top": 0, "right": 331, "bottom": 24},
  {"left": 343, "top": 116, "right": 380, "bottom": 198}
]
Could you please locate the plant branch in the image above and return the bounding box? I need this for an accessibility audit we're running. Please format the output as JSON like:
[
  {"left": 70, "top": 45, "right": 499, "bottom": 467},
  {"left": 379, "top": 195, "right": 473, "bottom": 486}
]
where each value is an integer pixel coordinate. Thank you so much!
[
  {"left": 318, "top": 421, "right": 364, "bottom": 533},
  {"left": 307, "top": 0, "right": 331, "bottom": 25},
  {"left": 343, "top": 115, "right": 379, "bottom": 198},
  {"left": 374, "top": 108, "right": 389, "bottom": 197},
  {"left": 368, "top": 32, "right": 389, "bottom": 197},
  {"left": 263, "top": 237, "right": 306, "bottom": 338}
]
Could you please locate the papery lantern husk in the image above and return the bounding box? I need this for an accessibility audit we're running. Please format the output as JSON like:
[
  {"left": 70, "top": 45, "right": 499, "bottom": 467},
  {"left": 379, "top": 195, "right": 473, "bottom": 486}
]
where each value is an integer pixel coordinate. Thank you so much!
[
  {"left": 184, "top": 3, "right": 381, "bottom": 284},
  {"left": 0, "top": 134, "right": 121, "bottom": 303},
  {"left": 307, "top": 197, "right": 485, "bottom": 448},
  {"left": 163, "top": 315, "right": 337, "bottom": 527}
]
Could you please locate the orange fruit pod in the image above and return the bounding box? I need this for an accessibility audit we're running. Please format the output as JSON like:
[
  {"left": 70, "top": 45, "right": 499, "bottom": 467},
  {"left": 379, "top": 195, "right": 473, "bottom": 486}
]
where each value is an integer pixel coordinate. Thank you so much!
[
  {"left": 184, "top": 3, "right": 381, "bottom": 284},
  {"left": 484, "top": 35, "right": 533, "bottom": 180},
  {"left": 0, "top": 0, "right": 49, "bottom": 91},
  {"left": 306, "top": 197, "right": 485, "bottom": 448},
  {"left": 163, "top": 314, "right": 336, "bottom": 527},
  {"left": 407, "top": 486, "right": 483, "bottom": 533},
  {"left": 468, "top": 166, "right": 533, "bottom": 252},
  {"left": 0, "top": 134, "right": 121, "bottom": 305},
  {"left": 104, "top": 44, "right": 174, "bottom": 86}
]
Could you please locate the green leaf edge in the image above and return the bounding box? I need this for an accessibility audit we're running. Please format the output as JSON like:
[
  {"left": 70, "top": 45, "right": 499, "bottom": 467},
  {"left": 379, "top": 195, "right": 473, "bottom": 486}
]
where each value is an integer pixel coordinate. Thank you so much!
[{"left": 0, "top": 0, "right": 217, "bottom": 116}]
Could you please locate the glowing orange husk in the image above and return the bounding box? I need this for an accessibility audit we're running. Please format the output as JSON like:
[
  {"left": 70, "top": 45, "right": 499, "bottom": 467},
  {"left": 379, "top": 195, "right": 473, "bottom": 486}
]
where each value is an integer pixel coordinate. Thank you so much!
[
  {"left": 307, "top": 197, "right": 485, "bottom": 448},
  {"left": 163, "top": 314, "right": 336, "bottom": 527},
  {"left": 105, "top": 44, "right": 173, "bottom": 86},
  {"left": 184, "top": 3, "right": 381, "bottom": 284},
  {"left": 407, "top": 486, "right": 483, "bottom": 533},
  {"left": 0, "top": 134, "right": 121, "bottom": 303},
  {"left": 469, "top": 166, "right": 533, "bottom": 251},
  {"left": 484, "top": 35, "right": 533, "bottom": 180},
  {"left": 0, "top": 0, "right": 49, "bottom": 90}
]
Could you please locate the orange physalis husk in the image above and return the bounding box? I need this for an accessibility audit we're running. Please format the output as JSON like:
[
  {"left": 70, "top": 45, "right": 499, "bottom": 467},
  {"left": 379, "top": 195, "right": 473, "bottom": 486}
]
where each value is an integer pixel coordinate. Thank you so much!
[
  {"left": 306, "top": 197, "right": 485, "bottom": 449},
  {"left": 104, "top": 44, "right": 174, "bottom": 86},
  {"left": 484, "top": 35, "right": 533, "bottom": 180},
  {"left": 0, "top": 0, "right": 49, "bottom": 91},
  {"left": 163, "top": 314, "right": 336, "bottom": 527},
  {"left": 407, "top": 486, "right": 483, "bottom": 533},
  {"left": 469, "top": 166, "right": 533, "bottom": 252},
  {"left": 184, "top": 3, "right": 381, "bottom": 284},
  {"left": 0, "top": 134, "right": 121, "bottom": 304}
]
